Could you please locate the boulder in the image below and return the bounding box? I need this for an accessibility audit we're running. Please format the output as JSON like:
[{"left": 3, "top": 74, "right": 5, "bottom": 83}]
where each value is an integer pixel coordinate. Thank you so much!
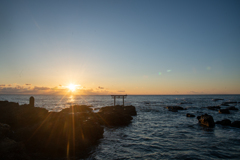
[
  {"left": 186, "top": 113, "right": 195, "bottom": 117},
  {"left": 180, "top": 102, "right": 192, "bottom": 104},
  {"left": 231, "top": 121, "right": 240, "bottom": 128},
  {"left": 197, "top": 114, "right": 215, "bottom": 127},
  {"left": 212, "top": 99, "right": 224, "bottom": 101},
  {"left": 207, "top": 106, "right": 221, "bottom": 110},
  {"left": 226, "top": 106, "right": 238, "bottom": 110},
  {"left": 221, "top": 102, "right": 238, "bottom": 106},
  {"left": 0, "top": 123, "right": 11, "bottom": 140},
  {"left": 97, "top": 105, "right": 136, "bottom": 126},
  {"left": 218, "top": 109, "right": 230, "bottom": 114},
  {"left": 215, "top": 119, "right": 231, "bottom": 126},
  {"left": 0, "top": 123, "right": 30, "bottom": 160},
  {"left": 165, "top": 106, "right": 186, "bottom": 112}
]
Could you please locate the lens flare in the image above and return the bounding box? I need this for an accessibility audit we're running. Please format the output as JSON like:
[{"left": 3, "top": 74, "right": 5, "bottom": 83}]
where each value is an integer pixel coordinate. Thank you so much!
[{"left": 66, "top": 84, "right": 80, "bottom": 92}]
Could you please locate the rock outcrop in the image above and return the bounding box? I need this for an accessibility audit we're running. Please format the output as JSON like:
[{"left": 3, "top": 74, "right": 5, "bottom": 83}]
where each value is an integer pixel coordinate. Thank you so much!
[
  {"left": 215, "top": 119, "right": 231, "bottom": 126},
  {"left": 218, "top": 109, "right": 230, "bottom": 114},
  {"left": 186, "top": 113, "right": 195, "bottom": 117},
  {"left": 221, "top": 101, "right": 238, "bottom": 106},
  {"left": 231, "top": 121, "right": 240, "bottom": 128},
  {"left": 226, "top": 106, "right": 239, "bottom": 110},
  {"left": 165, "top": 106, "right": 186, "bottom": 112},
  {"left": 0, "top": 123, "right": 30, "bottom": 160},
  {"left": 0, "top": 100, "right": 137, "bottom": 159},
  {"left": 207, "top": 106, "right": 221, "bottom": 110},
  {"left": 96, "top": 105, "right": 137, "bottom": 126},
  {"left": 197, "top": 114, "right": 215, "bottom": 127}
]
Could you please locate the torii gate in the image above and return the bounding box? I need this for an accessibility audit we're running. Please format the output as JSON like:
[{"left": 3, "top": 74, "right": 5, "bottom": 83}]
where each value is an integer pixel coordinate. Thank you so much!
[{"left": 111, "top": 95, "right": 127, "bottom": 106}]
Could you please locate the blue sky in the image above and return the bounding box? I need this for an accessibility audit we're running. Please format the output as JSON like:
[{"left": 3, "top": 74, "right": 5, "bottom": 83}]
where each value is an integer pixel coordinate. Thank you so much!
[{"left": 0, "top": 0, "right": 240, "bottom": 95}]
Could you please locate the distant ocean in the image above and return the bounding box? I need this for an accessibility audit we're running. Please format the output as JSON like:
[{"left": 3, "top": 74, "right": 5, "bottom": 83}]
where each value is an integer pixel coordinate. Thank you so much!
[{"left": 1, "top": 94, "right": 240, "bottom": 159}]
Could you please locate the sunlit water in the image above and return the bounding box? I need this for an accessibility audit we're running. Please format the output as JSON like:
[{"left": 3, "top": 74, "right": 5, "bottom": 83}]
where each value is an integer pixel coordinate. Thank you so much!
[{"left": 1, "top": 95, "right": 240, "bottom": 159}]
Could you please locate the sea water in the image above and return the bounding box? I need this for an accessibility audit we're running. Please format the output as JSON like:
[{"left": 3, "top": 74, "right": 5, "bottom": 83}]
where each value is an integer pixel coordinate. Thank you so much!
[{"left": 0, "top": 95, "right": 240, "bottom": 159}]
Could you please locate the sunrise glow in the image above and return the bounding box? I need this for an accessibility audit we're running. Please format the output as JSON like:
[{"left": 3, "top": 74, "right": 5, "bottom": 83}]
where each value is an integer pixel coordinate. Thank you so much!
[{"left": 66, "top": 84, "right": 80, "bottom": 92}]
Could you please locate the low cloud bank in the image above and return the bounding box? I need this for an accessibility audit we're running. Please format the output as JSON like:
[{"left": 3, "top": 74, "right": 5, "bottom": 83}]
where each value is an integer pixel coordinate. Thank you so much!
[{"left": 0, "top": 84, "right": 116, "bottom": 95}]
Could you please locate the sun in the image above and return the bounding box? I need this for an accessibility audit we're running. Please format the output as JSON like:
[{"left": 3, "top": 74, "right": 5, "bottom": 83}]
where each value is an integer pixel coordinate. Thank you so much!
[{"left": 67, "top": 84, "right": 80, "bottom": 92}]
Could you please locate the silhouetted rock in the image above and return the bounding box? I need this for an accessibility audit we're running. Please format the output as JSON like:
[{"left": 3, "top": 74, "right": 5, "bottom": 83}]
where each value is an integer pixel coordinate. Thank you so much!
[
  {"left": 215, "top": 119, "right": 231, "bottom": 126},
  {"left": 221, "top": 101, "right": 238, "bottom": 106},
  {"left": 166, "top": 106, "right": 186, "bottom": 112},
  {"left": 186, "top": 113, "right": 195, "bottom": 117},
  {"left": 0, "top": 100, "right": 137, "bottom": 159},
  {"left": 197, "top": 114, "right": 215, "bottom": 127},
  {"left": 97, "top": 105, "right": 136, "bottom": 126},
  {"left": 180, "top": 102, "right": 192, "bottom": 104},
  {"left": 226, "top": 106, "right": 238, "bottom": 110},
  {"left": 0, "top": 123, "right": 30, "bottom": 160},
  {"left": 231, "top": 121, "right": 240, "bottom": 128},
  {"left": 218, "top": 109, "right": 230, "bottom": 114},
  {"left": 207, "top": 106, "right": 221, "bottom": 110},
  {"left": 212, "top": 98, "right": 224, "bottom": 101}
]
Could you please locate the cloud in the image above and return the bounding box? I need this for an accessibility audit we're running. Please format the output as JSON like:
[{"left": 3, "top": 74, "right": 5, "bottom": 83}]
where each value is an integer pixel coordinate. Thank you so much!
[
  {"left": 167, "top": 70, "right": 172, "bottom": 72},
  {"left": 189, "top": 91, "right": 204, "bottom": 94},
  {"left": 33, "top": 86, "right": 51, "bottom": 90},
  {"left": 0, "top": 84, "right": 116, "bottom": 95},
  {"left": 0, "top": 84, "right": 5, "bottom": 87},
  {"left": 118, "top": 90, "right": 125, "bottom": 92},
  {"left": 25, "top": 84, "right": 31, "bottom": 85},
  {"left": 98, "top": 86, "right": 104, "bottom": 89}
]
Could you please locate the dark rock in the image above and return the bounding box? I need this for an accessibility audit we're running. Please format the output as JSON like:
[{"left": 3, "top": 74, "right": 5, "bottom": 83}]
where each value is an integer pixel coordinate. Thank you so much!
[
  {"left": 0, "top": 101, "right": 137, "bottom": 159},
  {"left": 171, "top": 109, "right": 178, "bottom": 112},
  {"left": 180, "top": 102, "right": 192, "bottom": 104},
  {"left": 218, "top": 109, "right": 230, "bottom": 114},
  {"left": 215, "top": 119, "right": 231, "bottom": 126},
  {"left": 97, "top": 105, "right": 136, "bottom": 126},
  {"left": 165, "top": 106, "right": 186, "bottom": 111},
  {"left": 212, "top": 98, "right": 224, "bottom": 101},
  {"left": 207, "top": 106, "right": 221, "bottom": 110},
  {"left": 0, "top": 123, "right": 30, "bottom": 160},
  {"left": 231, "top": 121, "right": 240, "bottom": 128},
  {"left": 221, "top": 101, "right": 238, "bottom": 106},
  {"left": 226, "top": 106, "right": 238, "bottom": 110},
  {"left": 0, "top": 138, "right": 30, "bottom": 160},
  {"left": 186, "top": 113, "right": 195, "bottom": 117},
  {"left": 197, "top": 114, "right": 215, "bottom": 127},
  {"left": 0, "top": 101, "right": 105, "bottom": 158},
  {"left": 0, "top": 123, "right": 11, "bottom": 140}
]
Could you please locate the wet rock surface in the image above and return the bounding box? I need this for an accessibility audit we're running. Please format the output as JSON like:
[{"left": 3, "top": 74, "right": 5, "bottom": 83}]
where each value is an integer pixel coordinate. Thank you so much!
[
  {"left": 207, "top": 106, "right": 221, "bottom": 110},
  {"left": 226, "top": 106, "right": 239, "bottom": 110},
  {"left": 231, "top": 121, "right": 240, "bottom": 128},
  {"left": 166, "top": 106, "right": 186, "bottom": 112},
  {"left": 186, "top": 113, "right": 195, "bottom": 117},
  {"left": 215, "top": 119, "right": 231, "bottom": 126},
  {"left": 218, "top": 109, "right": 230, "bottom": 114},
  {"left": 221, "top": 101, "right": 238, "bottom": 106},
  {"left": 0, "top": 101, "right": 136, "bottom": 159},
  {"left": 197, "top": 114, "right": 215, "bottom": 127},
  {"left": 97, "top": 105, "right": 137, "bottom": 126}
]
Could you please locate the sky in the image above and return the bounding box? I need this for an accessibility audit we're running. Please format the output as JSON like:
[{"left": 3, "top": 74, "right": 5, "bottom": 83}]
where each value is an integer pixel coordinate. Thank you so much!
[{"left": 0, "top": 0, "right": 240, "bottom": 95}]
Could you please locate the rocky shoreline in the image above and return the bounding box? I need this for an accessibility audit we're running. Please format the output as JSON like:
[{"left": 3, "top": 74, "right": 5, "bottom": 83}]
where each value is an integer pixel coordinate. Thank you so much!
[{"left": 0, "top": 100, "right": 136, "bottom": 160}]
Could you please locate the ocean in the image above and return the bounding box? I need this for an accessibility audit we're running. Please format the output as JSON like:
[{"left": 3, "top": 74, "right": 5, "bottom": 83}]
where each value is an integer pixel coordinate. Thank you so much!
[{"left": 0, "top": 94, "right": 240, "bottom": 159}]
